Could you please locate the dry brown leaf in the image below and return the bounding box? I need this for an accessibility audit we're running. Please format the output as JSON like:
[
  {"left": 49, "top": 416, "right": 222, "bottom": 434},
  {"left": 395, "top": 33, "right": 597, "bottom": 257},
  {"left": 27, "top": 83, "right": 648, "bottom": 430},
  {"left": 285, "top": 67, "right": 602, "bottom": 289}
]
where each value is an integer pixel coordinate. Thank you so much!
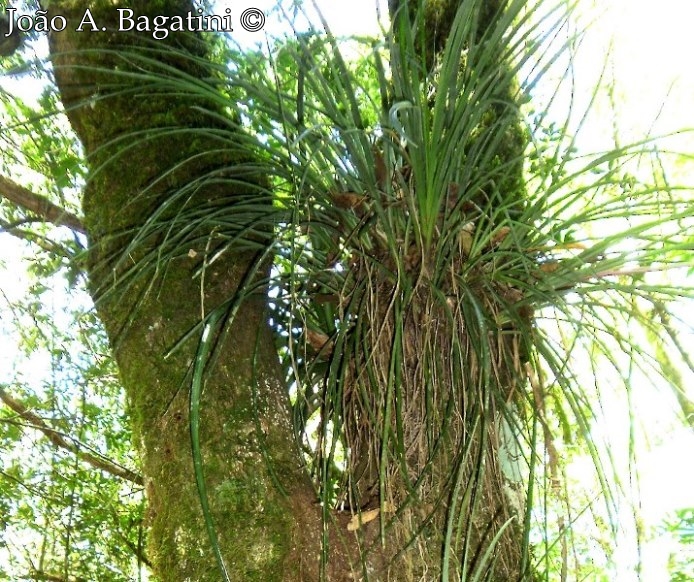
[
  {"left": 459, "top": 221, "right": 475, "bottom": 254},
  {"left": 490, "top": 226, "right": 511, "bottom": 246},
  {"left": 332, "top": 191, "right": 365, "bottom": 209},
  {"left": 539, "top": 261, "right": 560, "bottom": 273},
  {"left": 346, "top": 503, "right": 395, "bottom": 532},
  {"left": 306, "top": 328, "right": 333, "bottom": 355}
]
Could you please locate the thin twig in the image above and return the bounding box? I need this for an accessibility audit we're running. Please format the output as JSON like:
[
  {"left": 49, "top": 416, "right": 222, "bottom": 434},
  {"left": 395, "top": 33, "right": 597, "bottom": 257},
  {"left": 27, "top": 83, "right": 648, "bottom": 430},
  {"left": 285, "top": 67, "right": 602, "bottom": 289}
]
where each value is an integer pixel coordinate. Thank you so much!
[
  {"left": 0, "top": 217, "right": 78, "bottom": 258},
  {"left": 0, "top": 386, "right": 143, "bottom": 486},
  {"left": 23, "top": 569, "right": 88, "bottom": 582},
  {"left": 0, "top": 175, "right": 86, "bottom": 234}
]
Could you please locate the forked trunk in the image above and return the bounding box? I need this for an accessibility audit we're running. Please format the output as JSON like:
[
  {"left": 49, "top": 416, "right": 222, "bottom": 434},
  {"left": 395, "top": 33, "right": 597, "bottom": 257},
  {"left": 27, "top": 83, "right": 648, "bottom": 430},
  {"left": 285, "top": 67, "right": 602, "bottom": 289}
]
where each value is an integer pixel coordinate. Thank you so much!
[{"left": 48, "top": 0, "right": 532, "bottom": 579}]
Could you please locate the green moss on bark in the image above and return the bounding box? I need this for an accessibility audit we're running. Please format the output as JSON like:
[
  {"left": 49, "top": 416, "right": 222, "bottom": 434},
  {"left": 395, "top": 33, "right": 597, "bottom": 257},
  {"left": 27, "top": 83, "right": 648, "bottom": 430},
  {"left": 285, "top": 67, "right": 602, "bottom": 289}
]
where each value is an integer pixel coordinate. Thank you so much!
[{"left": 48, "top": 2, "right": 330, "bottom": 580}]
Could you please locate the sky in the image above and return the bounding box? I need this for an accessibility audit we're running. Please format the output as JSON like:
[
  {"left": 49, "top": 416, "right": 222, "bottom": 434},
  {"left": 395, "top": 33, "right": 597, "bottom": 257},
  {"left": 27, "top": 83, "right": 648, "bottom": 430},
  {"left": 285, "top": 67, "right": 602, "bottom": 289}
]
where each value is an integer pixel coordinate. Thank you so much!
[{"left": 1, "top": 0, "right": 693, "bottom": 579}]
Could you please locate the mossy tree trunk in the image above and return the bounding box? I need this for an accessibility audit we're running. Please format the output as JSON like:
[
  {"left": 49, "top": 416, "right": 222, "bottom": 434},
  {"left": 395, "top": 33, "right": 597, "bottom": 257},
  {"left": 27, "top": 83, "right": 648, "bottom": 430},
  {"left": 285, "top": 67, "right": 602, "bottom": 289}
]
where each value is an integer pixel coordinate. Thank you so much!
[{"left": 47, "top": 2, "right": 355, "bottom": 580}]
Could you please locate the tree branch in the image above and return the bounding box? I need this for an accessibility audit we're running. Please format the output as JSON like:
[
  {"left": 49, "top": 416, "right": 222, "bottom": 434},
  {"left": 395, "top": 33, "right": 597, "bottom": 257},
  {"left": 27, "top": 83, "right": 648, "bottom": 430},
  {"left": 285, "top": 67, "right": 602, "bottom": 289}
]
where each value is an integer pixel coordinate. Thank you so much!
[
  {"left": 0, "top": 217, "right": 79, "bottom": 258},
  {"left": 23, "top": 569, "right": 88, "bottom": 582},
  {"left": 0, "top": 175, "right": 86, "bottom": 234},
  {"left": 119, "top": 533, "right": 153, "bottom": 569},
  {"left": 0, "top": 386, "right": 143, "bottom": 486}
]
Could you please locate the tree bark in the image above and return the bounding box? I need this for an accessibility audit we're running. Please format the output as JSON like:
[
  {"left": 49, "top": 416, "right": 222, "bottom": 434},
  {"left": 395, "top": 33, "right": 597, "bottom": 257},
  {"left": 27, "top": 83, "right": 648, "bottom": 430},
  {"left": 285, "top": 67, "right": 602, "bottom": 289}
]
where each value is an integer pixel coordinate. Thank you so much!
[{"left": 46, "top": 2, "right": 354, "bottom": 580}]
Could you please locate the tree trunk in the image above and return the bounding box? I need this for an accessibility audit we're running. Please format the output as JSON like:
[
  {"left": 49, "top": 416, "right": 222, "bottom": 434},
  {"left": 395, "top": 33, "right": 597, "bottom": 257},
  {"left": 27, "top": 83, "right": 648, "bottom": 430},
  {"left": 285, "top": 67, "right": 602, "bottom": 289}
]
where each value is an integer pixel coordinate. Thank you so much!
[
  {"left": 46, "top": 2, "right": 352, "bottom": 580},
  {"left": 335, "top": 1, "right": 530, "bottom": 579}
]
